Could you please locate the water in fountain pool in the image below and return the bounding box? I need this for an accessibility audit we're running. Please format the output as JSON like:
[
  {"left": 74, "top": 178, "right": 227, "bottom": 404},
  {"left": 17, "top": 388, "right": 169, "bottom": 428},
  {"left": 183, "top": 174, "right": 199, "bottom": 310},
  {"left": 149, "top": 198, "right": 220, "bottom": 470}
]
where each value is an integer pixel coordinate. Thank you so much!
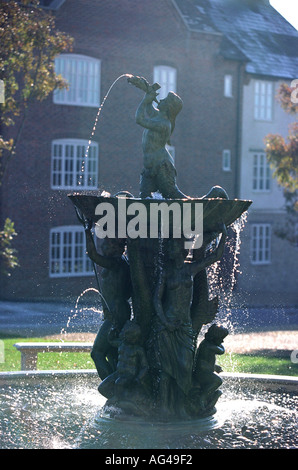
[{"left": 0, "top": 380, "right": 296, "bottom": 449}]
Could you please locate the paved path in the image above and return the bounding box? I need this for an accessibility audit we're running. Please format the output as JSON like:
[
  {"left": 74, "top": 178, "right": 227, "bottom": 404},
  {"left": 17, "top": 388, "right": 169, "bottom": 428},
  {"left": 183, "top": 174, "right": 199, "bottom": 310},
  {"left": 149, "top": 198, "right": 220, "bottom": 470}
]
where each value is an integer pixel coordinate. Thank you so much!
[
  {"left": 44, "top": 330, "right": 297, "bottom": 357},
  {"left": 224, "top": 330, "right": 297, "bottom": 356},
  {"left": 0, "top": 301, "right": 101, "bottom": 337},
  {"left": 0, "top": 301, "right": 297, "bottom": 338}
]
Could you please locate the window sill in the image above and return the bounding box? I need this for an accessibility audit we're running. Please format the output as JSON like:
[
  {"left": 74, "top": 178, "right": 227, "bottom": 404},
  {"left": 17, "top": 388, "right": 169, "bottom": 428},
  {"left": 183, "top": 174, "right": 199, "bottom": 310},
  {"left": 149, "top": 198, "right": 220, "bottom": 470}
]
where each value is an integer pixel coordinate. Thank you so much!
[
  {"left": 49, "top": 272, "right": 94, "bottom": 278},
  {"left": 53, "top": 100, "right": 100, "bottom": 108}
]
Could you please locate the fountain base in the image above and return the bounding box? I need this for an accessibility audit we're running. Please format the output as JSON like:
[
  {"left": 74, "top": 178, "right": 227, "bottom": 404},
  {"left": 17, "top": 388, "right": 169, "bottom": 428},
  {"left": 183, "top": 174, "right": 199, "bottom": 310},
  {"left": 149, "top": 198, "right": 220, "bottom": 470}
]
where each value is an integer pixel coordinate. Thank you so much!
[{"left": 1, "top": 371, "right": 297, "bottom": 449}]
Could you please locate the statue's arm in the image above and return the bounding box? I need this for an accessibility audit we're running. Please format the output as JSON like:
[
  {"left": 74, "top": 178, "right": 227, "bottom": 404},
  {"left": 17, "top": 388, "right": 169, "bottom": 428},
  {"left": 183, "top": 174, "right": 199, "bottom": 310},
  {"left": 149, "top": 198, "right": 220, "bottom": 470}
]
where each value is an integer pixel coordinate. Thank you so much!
[
  {"left": 135, "top": 92, "right": 164, "bottom": 132},
  {"left": 216, "top": 344, "right": 225, "bottom": 355},
  {"left": 84, "top": 229, "right": 119, "bottom": 269},
  {"left": 191, "top": 225, "right": 227, "bottom": 276},
  {"left": 204, "top": 224, "right": 227, "bottom": 268}
]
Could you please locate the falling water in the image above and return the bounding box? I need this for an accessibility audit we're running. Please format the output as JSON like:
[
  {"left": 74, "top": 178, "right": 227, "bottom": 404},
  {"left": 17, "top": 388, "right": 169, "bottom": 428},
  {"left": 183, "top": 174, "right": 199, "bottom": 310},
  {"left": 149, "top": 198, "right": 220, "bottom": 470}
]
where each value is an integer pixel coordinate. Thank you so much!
[
  {"left": 78, "top": 73, "right": 133, "bottom": 187},
  {"left": 207, "top": 212, "right": 248, "bottom": 332},
  {"left": 60, "top": 287, "right": 102, "bottom": 339}
]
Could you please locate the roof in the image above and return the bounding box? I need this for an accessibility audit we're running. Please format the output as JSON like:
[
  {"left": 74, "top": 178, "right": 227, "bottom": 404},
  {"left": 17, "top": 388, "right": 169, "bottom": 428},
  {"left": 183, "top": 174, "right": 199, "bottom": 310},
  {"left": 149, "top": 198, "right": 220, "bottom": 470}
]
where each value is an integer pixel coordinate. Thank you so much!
[{"left": 173, "top": 0, "right": 298, "bottom": 79}]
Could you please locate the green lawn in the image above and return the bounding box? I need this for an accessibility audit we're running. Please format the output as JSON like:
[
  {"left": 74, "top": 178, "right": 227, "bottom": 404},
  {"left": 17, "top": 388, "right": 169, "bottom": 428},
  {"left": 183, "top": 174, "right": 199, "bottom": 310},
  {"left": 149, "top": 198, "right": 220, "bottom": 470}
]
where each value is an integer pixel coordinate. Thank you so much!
[
  {"left": 218, "top": 352, "right": 298, "bottom": 377},
  {"left": 0, "top": 336, "right": 95, "bottom": 372},
  {"left": 0, "top": 335, "right": 297, "bottom": 376}
]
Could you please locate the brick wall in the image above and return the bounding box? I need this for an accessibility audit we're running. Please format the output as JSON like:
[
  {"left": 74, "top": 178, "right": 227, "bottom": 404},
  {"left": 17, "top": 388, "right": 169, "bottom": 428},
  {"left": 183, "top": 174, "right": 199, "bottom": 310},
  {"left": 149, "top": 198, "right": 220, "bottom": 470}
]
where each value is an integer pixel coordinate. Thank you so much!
[{"left": 0, "top": 0, "right": 241, "bottom": 300}]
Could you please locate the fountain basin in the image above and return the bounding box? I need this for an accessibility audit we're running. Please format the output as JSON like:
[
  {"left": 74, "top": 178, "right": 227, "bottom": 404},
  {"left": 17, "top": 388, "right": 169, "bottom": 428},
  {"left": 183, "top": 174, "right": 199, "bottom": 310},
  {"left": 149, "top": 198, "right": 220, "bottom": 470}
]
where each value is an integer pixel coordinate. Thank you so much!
[
  {"left": 68, "top": 194, "right": 252, "bottom": 235},
  {"left": 1, "top": 370, "right": 297, "bottom": 449}
]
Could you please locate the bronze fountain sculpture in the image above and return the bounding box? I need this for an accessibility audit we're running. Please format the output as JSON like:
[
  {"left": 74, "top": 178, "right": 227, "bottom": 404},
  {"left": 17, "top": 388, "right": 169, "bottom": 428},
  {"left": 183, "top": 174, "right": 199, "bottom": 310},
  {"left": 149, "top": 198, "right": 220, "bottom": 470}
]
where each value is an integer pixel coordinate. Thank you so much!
[{"left": 69, "top": 76, "right": 251, "bottom": 424}]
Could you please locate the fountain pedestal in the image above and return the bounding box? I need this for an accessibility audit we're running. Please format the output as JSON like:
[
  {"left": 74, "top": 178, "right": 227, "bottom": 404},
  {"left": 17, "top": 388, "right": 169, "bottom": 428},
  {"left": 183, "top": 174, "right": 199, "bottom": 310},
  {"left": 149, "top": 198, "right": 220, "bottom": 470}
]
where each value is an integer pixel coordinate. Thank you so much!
[{"left": 69, "top": 193, "right": 251, "bottom": 422}]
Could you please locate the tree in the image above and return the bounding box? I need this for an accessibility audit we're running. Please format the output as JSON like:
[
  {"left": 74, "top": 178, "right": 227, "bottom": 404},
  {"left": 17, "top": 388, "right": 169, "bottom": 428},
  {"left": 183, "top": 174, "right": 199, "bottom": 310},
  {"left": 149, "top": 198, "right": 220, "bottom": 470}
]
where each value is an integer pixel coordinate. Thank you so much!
[
  {"left": 0, "top": 0, "right": 73, "bottom": 274},
  {"left": 0, "top": 0, "right": 73, "bottom": 182},
  {"left": 0, "top": 218, "right": 19, "bottom": 276},
  {"left": 265, "top": 82, "right": 298, "bottom": 245}
]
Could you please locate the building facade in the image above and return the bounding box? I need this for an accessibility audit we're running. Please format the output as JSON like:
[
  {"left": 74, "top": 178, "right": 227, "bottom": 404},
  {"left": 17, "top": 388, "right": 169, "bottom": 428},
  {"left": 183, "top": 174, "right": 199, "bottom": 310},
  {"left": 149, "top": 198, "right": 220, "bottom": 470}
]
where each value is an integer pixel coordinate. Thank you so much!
[
  {"left": 0, "top": 0, "right": 242, "bottom": 301},
  {"left": 0, "top": 0, "right": 297, "bottom": 307}
]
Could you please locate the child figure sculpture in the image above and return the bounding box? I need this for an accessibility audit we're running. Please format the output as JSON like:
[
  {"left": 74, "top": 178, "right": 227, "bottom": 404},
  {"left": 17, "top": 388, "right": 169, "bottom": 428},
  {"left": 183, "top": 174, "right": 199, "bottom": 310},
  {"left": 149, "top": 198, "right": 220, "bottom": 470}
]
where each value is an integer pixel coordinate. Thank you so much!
[
  {"left": 192, "top": 324, "right": 229, "bottom": 414},
  {"left": 128, "top": 75, "right": 188, "bottom": 199}
]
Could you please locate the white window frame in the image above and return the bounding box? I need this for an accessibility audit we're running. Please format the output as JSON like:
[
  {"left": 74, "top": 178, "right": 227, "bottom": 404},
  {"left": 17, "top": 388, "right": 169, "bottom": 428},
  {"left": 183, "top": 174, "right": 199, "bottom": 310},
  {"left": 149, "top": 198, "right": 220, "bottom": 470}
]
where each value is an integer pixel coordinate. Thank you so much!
[
  {"left": 254, "top": 80, "right": 273, "bottom": 121},
  {"left": 224, "top": 75, "right": 233, "bottom": 98},
  {"left": 252, "top": 152, "right": 271, "bottom": 192},
  {"left": 51, "top": 138, "right": 98, "bottom": 190},
  {"left": 54, "top": 54, "right": 101, "bottom": 107},
  {"left": 250, "top": 223, "right": 271, "bottom": 265},
  {"left": 153, "top": 65, "right": 177, "bottom": 100},
  {"left": 222, "top": 149, "right": 231, "bottom": 171},
  {"left": 49, "top": 226, "right": 94, "bottom": 277}
]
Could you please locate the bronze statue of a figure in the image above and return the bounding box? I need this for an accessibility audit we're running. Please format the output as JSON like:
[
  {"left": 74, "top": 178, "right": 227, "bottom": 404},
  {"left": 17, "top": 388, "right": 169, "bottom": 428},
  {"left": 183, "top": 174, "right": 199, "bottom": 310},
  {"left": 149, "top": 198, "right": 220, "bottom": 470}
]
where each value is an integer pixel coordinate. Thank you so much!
[
  {"left": 98, "top": 320, "right": 153, "bottom": 417},
  {"left": 78, "top": 214, "right": 131, "bottom": 380},
  {"left": 191, "top": 324, "right": 229, "bottom": 415},
  {"left": 129, "top": 76, "right": 187, "bottom": 199},
  {"left": 149, "top": 226, "right": 227, "bottom": 419},
  {"left": 69, "top": 75, "right": 252, "bottom": 422}
]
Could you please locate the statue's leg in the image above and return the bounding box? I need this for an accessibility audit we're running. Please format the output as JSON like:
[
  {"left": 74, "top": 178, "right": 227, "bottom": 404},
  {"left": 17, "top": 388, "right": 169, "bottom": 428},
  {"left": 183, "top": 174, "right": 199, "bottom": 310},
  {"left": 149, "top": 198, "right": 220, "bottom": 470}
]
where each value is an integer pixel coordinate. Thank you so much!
[
  {"left": 91, "top": 319, "right": 116, "bottom": 380},
  {"left": 127, "top": 239, "right": 154, "bottom": 341},
  {"left": 140, "top": 168, "right": 156, "bottom": 198},
  {"left": 157, "top": 371, "right": 172, "bottom": 417},
  {"left": 98, "top": 371, "right": 117, "bottom": 399},
  {"left": 156, "top": 161, "right": 187, "bottom": 199},
  {"left": 199, "top": 372, "right": 223, "bottom": 407}
]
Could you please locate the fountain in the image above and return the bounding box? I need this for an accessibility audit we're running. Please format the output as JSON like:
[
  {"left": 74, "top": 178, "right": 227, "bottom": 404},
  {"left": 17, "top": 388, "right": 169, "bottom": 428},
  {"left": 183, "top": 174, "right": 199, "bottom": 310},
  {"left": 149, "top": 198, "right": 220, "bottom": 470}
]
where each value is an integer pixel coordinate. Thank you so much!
[
  {"left": 1, "top": 75, "right": 297, "bottom": 450},
  {"left": 68, "top": 75, "right": 252, "bottom": 424}
]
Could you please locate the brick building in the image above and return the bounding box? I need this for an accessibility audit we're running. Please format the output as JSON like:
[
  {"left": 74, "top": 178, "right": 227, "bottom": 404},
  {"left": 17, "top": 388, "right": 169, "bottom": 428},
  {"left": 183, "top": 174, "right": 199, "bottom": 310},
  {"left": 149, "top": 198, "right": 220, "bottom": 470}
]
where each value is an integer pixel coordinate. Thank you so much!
[{"left": 0, "top": 0, "right": 297, "bottom": 307}]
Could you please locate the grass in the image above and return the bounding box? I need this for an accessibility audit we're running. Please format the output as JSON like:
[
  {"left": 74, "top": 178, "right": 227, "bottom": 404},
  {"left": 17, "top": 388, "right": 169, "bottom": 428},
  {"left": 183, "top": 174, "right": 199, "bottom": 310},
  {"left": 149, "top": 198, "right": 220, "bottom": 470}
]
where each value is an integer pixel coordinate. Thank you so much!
[
  {"left": 218, "top": 352, "right": 298, "bottom": 377},
  {"left": 0, "top": 335, "right": 297, "bottom": 376},
  {"left": 0, "top": 336, "right": 95, "bottom": 372}
]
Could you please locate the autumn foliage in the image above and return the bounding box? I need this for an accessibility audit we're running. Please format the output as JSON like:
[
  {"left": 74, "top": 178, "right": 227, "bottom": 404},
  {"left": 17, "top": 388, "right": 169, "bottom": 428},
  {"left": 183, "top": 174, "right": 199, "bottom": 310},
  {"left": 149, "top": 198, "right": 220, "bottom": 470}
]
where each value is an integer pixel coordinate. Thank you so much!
[{"left": 265, "top": 82, "right": 298, "bottom": 244}]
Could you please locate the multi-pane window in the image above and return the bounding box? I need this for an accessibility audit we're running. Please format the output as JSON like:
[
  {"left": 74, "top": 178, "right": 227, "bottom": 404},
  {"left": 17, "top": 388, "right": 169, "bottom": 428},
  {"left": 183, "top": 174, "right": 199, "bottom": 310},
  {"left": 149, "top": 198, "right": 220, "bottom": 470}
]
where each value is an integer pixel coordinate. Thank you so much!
[
  {"left": 50, "top": 226, "right": 94, "bottom": 277},
  {"left": 153, "top": 65, "right": 177, "bottom": 100},
  {"left": 54, "top": 54, "right": 100, "bottom": 107},
  {"left": 51, "top": 139, "right": 98, "bottom": 189},
  {"left": 252, "top": 152, "right": 271, "bottom": 191},
  {"left": 224, "top": 75, "right": 233, "bottom": 98},
  {"left": 222, "top": 149, "right": 231, "bottom": 171},
  {"left": 250, "top": 224, "right": 271, "bottom": 265},
  {"left": 254, "top": 80, "right": 273, "bottom": 121}
]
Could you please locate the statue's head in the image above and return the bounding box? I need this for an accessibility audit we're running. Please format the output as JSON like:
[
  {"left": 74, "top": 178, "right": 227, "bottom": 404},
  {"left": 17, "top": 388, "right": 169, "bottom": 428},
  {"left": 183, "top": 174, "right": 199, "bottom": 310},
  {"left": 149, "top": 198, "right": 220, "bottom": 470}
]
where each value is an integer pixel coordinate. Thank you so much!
[
  {"left": 120, "top": 320, "right": 142, "bottom": 344},
  {"left": 205, "top": 324, "right": 229, "bottom": 344},
  {"left": 158, "top": 91, "right": 183, "bottom": 135},
  {"left": 101, "top": 237, "right": 126, "bottom": 258}
]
